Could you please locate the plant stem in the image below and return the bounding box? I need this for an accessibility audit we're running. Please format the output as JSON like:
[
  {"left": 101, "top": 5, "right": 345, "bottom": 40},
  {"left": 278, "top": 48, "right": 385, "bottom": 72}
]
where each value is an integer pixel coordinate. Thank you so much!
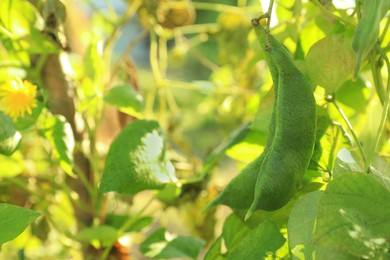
[
  {"left": 331, "top": 99, "right": 368, "bottom": 169},
  {"left": 104, "top": 0, "right": 142, "bottom": 51},
  {"left": 311, "top": 0, "right": 354, "bottom": 26},
  {"left": 379, "top": 15, "right": 390, "bottom": 43},
  {"left": 192, "top": 2, "right": 243, "bottom": 13},
  {"left": 365, "top": 50, "right": 390, "bottom": 173},
  {"left": 371, "top": 54, "right": 386, "bottom": 104}
]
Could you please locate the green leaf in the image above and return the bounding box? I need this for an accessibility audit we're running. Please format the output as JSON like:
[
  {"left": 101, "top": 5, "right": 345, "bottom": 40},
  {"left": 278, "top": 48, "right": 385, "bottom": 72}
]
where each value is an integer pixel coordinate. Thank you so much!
[
  {"left": 227, "top": 220, "right": 285, "bottom": 259},
  {"left": 370, "top": 156, "right": 390, "bottom": 191},
  {"left": 204, "top": 235, "right": 225, "bottom": 260},
  {"left": 19, "top": 29, "right": 59, "bottom": 54},
  {"left": 222, "top": 214, "right": 250, "bottom": 252},
  {"left": 336, "top": 78, "right": 368, "bottom": 114},
  {"left": 140, "top": 228, "right": 205, "bottom": 259},
  {"left": 308, "top": 105, "right": 331, "bottom": 170},
  {"left": 0, "top": 0, "right": 43, "bottom": 37},
  {"left": 104, "top": 84, "right": 143, "bottom": 117},
  {"left": 43, "top": 115, "right": 75, "bottom": 177},
  {"left": 333, "top": 148, "right": 364, "bottom": 178},
  {"left": 314, "top": 173, "right": 390, "bottom": 258},
  {"left": 105, "top": 214, "right": 153, "bottom": 232},
  {"left": 287, "top": 191, "right": 353, "bottom": 259},
  {"left": 0, "top": 203, "right": 40, "bottom": 245},
  {"left": 0, "top": 152, "right": 24, "bottom": 178},
  {"left": 100, "top": 120, "right": 176, "bottom": 195},
  {"left": 0, "top": 111, "right": 22, "bottom": 156},
  {"left": 306, "top": 34, "right": 355, "bottom": 93},
  {"left": 156, "top": 183, "right": 182, "bottom": 203},
  {"left": 288, "top": 191, "right": 323, "bottom": 259},
  {"left": 75, "top": 225, "right": 118, "bottom": 246},
  {"left": 84, "top": 39, "right": 104, "bottom": 81}
]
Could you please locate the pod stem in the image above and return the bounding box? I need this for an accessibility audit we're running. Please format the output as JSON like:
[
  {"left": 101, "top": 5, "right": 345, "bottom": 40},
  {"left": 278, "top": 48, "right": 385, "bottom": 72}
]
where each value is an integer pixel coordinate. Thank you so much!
[
  {"left": 252, "top": 0, "right": 275, "bottom": 48},
  {"left": 330, "top": 98, "right": 368, "bottom": 170}
]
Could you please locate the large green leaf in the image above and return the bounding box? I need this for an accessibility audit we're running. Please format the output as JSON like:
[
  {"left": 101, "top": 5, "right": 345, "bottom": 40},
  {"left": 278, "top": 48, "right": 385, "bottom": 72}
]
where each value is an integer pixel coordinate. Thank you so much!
[
  {"left": 140, "top": 228, "right": 205, "bottom": 259},
  {"left": 314, "top": 173, "right": 390, "bottom": 258},
  {"left": 0, "top": 111, "right": 21, "bottom": 156},
  {"left": 227, "top": 220, "right": 285, "bottom": 259},
  {"left": 0, "top": 203, "right": 40, "bottom": 245},
  {"left": 104, "top": 84, "right": 143, "bottom": 117},
  {"left": 43, "top": 115, "right": 75, "bottom": 177},
  {"left": 100, "top": 120, "right": 176, "bottom": 195},
  {"left": 306, "top": 34, "right": 355, "bottom": 93},
  {"left": 288, "top": 191, "right": 323, "bottom": 259},
  {"left": 288, "top": 191, "right": 355, "bottom": 259}
]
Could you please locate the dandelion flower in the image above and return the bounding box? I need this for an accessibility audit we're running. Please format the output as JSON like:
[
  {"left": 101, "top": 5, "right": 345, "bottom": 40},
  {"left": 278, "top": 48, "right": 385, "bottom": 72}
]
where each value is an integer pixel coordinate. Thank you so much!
[{"left": 0, "top": 79, "right": 37, "bottom": 119}]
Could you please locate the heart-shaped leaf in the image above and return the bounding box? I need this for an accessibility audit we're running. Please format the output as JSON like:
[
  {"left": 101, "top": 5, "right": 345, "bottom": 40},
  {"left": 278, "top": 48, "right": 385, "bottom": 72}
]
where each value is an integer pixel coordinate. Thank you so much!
[{"left": 100, "top": 120, "right": 176, "bottom": 195}]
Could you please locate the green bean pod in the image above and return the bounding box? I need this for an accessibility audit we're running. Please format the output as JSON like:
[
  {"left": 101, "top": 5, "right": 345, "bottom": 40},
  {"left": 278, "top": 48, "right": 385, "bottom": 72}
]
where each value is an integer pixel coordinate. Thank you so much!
[
  {"left": 205, "top": 23, "right": 280, "bottom": 211},
  {"left": 246, "top": 24, "right": 316, "bottom": 218}
]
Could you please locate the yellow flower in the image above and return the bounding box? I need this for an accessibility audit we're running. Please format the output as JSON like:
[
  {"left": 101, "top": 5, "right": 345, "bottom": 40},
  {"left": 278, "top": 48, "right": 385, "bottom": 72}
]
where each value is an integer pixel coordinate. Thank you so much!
[{"left": 0, "top": 79, "right": 37, "bottom": 119}]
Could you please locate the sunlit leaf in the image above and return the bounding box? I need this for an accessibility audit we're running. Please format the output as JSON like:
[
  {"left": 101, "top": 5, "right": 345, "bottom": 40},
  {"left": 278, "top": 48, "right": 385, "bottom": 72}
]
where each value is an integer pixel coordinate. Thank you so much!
[
  {"left": 316, "top": 123, "right": 350, "bottom": 173},
  {"left": 0, "top": 203, "right": 40, "bottom": 245},
  {"left": 226, "top": 220, "right": 285, "bottom": 259},
  {"left": 0, "top": 0, "right": 43, "bottom": 37},
  {"left": 336, "top": 78, "right": 368, "bottom": 114},
  {"left": 288, "top": 191, "right": 355, "bottom": 259},
  {"left": 104, "top": 84, "right": 143, "bottom": 117},
  {"left": 370, "top": 156, "right": 390, "bottom": 191},
  {"left": 140, "top": 228, "right": 205, "bottom": 259},
  {"left": 333, "top": 148, "right": 364, "bottom": 178},
  {"left": 314, "top": 173, "right": 390, "bottom": 258},
  {"left": 100, "top": 120, "right": 176, "bottom": 195},
  {"left": 0, "top": 111, "right": 21, "bottom": 156},
  {"left": 42, "top": 115, "right": 75, "bottom": 177},
  {"left": 306, "top": 34, "right": 355, "bottom": 93},
  {"left": 288, "top": 191, "right": 323, "bottom": 258},
  {"left": 156, "top": 183, "right": 182, "bottom": 203},
  {"left": 0, "top": 152, "right": 24, "bottom": 178},
  {"left": 75, "top": 225, "right": 118, "bottom": 246}
]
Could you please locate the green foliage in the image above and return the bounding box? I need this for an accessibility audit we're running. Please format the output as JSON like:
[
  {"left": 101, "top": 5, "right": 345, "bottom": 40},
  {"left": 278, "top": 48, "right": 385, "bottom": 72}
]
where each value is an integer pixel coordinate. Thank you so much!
[
  {"left": 140, "top": 228, "right": 205, "bottom": 259},
  {"left": 100, "top": 120, "right": 176, "bottom": 194},
  {"left": 206, "top": 214, "right": 285, "bottom": 259},
  {"left": 314, "top": 173, "right": 390, "bottom": 258},
  {"left": 0, "top": 111, "right": 21, "bottom": 155},
  {"left": 41, "top": 115, "right": 75, "bottom": 177},
  {"left": 306, "top": 34, "right": 355, "bottom": 93},
  {"left": 0, "top": 0, "right": 389, "bottom": 259},
  {"left": 104, "top": 83, "right": 143, "bottom": 117},
  {"left": 0, "top": 203, "right": 40, "bottom": 245}
]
